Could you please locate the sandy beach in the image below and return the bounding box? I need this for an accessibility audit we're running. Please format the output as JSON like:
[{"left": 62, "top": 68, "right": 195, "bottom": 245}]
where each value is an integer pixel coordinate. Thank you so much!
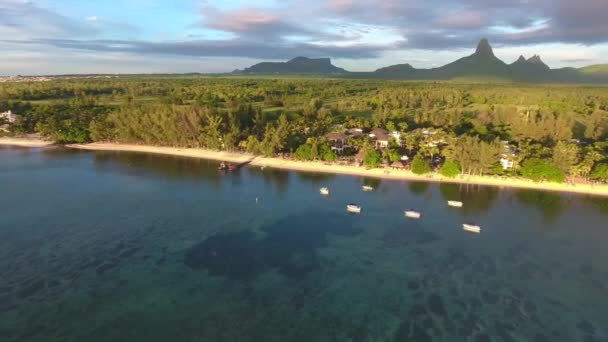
[
  {"left": 0, "top": 137, "right": 54, "bottom": 147},
  {"left": 61, "top": 142, "right": 608, "bottom": 197}
]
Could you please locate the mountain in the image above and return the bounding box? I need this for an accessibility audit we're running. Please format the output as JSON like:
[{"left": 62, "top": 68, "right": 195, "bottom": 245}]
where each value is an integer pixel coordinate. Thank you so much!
[
  {"left": 238, "top": 57, "right": 346, "bottom": 74},
  {"left": 509, "top": 55, "right": 551, "bottom": 81},
  {"left": 432, "top": 38, "right": 511, "bottom": 79},
  {"left": 236, "top": 39, "right": 608, "bottom": 83},
  {"left": 579, "top": 64, "right": 608, "bottom": 75}
]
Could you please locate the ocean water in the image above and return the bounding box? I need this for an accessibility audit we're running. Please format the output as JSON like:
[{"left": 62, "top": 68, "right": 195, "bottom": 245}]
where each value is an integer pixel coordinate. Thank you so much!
[{"left": 1, "top": 145, "right": 607, "bottom": 342}]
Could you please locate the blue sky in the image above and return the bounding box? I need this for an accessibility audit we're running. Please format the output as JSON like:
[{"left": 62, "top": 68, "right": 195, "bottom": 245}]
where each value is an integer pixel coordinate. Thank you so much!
[{"left": 1, "top": 0, "right": 608, "bottom": 75}]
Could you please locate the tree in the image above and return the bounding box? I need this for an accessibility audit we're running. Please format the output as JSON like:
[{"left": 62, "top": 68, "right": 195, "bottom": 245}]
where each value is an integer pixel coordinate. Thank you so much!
[
  {"left": 440, "top": 160, "right": 461, "bottom": 178},
  {"left": 363, "top": 150, "right": 382, "bottom": 168},
  {"left": 552, "top": 141, "right": 581, "bottom": 173},
  {"left": 411, "top": 154, "right": 431, "bottom": 175},
  {"left": 294, "top": 144, "right": 313, "bottom": 160},
  {"left": 521, "top": 158, "right": 566, "bottom": 183},
  {"left": 591, "top": 163, "right": 608, "bottom": 181},
  {"left": 322, "top": 148, "right": 338, "bottom": 162}
]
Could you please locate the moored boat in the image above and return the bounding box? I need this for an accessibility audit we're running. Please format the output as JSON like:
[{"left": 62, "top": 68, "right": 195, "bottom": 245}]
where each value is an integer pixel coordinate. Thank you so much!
[
  {"left": 320, "top": 187, "right": 330, "bottom": 196},
  {"left": 463, "top": 223, "right": 481, "bottom": 234},
  {"left": 447, "top": 200, "right": 463, "bottom": 207},
  {"left": 347, "top": 204, "right": 362, "bottom": 213},
  {"left": 404, "top": 210, "right": 421, "bottom": 219},
  {"left": 362, "top": 185, "right": 374, "bottom": 192}
]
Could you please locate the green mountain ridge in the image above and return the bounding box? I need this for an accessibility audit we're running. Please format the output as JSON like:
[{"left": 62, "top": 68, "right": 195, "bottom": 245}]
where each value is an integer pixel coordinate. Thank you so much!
[
  {"left": 235, "top": 39, "right": 608, "bottom": 83},
  {"left": 238, "top": 57, "right": 346, "bottom": 74}
]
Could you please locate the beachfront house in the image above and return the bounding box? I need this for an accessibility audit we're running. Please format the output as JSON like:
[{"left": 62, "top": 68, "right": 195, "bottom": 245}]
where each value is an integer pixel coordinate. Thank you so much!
[
  {"left": 500, "top": 141, "right": 518, "bottom": 170},
  {"left": 0, "top": 110, "right": 17, "bottom": 124},
  {"left": 369, "top": 128, "right": 389, "bottom": 149},
  {"left": 325, "top": 132, "right": 348, "bottom": 154}
]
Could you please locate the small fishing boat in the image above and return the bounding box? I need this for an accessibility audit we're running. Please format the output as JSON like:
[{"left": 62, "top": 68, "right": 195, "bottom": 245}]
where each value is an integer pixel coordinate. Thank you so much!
[
  {"left": 219, "top": 162, "right": 239, "bottom": 172},
  {"left": 362, "top": 185, "right": 374, "bottom": 192},
  {"left": 447, "top": 200, "right": 463, "bottom": 208},
  {"left": 347, "top": 204, "right": 362, "bottom": 213},
  {"left": 404, "top": 210, "right": 421, "bottom": 219},
  {"left": 320, "top": 187, "right": 330, "bottom": 196},
  {"left": 463, "top": 223, "right": 481, "bottom": 234}
]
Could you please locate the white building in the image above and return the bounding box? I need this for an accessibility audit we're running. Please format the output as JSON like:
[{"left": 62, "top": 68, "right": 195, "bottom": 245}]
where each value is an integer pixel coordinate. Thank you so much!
[
  {"left": 0, "top": 110, "right": 17, "bottom": 123},
  {"left": 500, "top": 157, "right": 514, "bottom": 170}
]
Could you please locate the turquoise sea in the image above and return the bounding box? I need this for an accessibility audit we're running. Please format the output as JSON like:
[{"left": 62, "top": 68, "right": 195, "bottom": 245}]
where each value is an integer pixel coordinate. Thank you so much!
[{"left": 1, "top": 146, "right": 607, "bottom": 341}]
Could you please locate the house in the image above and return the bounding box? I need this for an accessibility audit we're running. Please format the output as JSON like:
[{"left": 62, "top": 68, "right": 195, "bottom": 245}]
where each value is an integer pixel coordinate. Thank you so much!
[
  {"left": 500, "top": 142, "right": 517, "bottom": 170},
  {"left": 374, "top": 132, "right": 391, "bottom": 149},
  {"left": 369, "top": 128, "right": 388, "bottom": 138},
  {"left": 500, "top": 157, "right": 514, "bottom": 170},
  {"left": 325, "top": 132, "right": 348, "bottom": 154},
  {"left": 0, "top": 110, "right": 17, "bottom": 123}
]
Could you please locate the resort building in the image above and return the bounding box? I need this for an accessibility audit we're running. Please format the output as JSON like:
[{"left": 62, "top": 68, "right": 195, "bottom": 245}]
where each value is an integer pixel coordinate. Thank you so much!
[
  {"left": 0, "top": 110, "right": 17, "bottom": 123},
  {"left": 325, "top": 132, "right": 348, "bottom": 154},
  {"left": 500, "top": 157, "right": 515, "bottom": 170}
]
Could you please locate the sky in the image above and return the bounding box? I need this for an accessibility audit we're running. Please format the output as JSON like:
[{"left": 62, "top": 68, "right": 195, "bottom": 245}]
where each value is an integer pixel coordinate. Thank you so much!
[{"left": 1, "top": 0, "right": 607, "bottom": 75}]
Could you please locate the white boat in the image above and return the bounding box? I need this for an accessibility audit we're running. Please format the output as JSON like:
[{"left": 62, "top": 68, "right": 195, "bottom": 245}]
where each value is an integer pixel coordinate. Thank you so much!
[
  {"left": 347, "top": 204, "right": 362, "bottom": 213},
  {"left": 362, "top": 185, "right": 374, "bottom": 192},
  {"left": 320, "top": 187, "right": 330, "bottom": 196},
  {"left": 447, "top": 200, "right": 463, "bottom": 208},
  {"left": 404, "top": 210, "right": 421, "bottom": 219},
  {"left": 463, "top": 223, "right": 481, "bottom": 234}
]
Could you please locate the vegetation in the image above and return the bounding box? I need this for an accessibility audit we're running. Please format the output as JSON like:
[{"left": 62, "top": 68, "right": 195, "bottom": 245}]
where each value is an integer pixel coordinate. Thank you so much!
[
  {"left": 411, "top": 155, "right": 431, "bottom": 175},
  {"left": 1, "top": 76, "right": 607, "bottom": 184},
  {"left": 363, "top": 150, "right": 382, "bottom": 168},
  {"left": 440, "top": 160, "right": 461, "bottom": 178},
  {"left": 521, "top": 159, "right": 566, "bottom": 183}
]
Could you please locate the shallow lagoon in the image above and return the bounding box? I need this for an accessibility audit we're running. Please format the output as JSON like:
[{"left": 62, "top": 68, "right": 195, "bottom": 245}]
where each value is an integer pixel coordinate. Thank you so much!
[{"left": 1, "top": 146, "right": 607, "bottom": 341}]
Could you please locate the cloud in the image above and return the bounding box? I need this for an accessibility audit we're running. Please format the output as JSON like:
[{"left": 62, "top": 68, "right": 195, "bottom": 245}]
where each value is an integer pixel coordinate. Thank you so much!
[
  {"left": 0, "top": 0, "right": 98, "bottom": 38},
  {"left": 5, "top": 37, "right": 386, "bottom": 60},
  {"left": 0, "top": 0, "right": 607, "bottom": 74}
]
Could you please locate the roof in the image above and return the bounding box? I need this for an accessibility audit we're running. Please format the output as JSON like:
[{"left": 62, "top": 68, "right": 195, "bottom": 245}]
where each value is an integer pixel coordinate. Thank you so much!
[
  {"left": 375, "top": 133, "right": 390, "bottom": 141},
  {"left": 326, "top": 132, "right": 347, "bottom": 140},
  {"left": 391, "top": 161, "right": 405, "bottom": 168},
  {"left": 371, "top": 128, "right": 388, "bottom": 135}
]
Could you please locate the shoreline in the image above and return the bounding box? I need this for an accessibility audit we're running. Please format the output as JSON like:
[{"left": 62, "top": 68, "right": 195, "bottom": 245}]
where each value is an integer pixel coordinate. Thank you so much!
[
  {"left": 64, "top": 142, "right": 608, "bottom": 197},
  {"left": 66, "top": 142, "right": 255, "bottom": 164},
  {"left": 0, "top": 137, "right": 54, "bottom": 147},
  {"left": 5, "top": 140, "right": 607, "bottom": 197}
]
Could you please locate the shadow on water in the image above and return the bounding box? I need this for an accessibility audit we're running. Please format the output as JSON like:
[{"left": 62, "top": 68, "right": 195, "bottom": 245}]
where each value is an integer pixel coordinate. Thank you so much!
[
  {"left": 184, "top": 212, "right": 360, "bottom": 280},
  {"left": 408, "top": 181, "right": 431, "bottom": 196},
  {"left": 247, "top": 167, "right": 290, "bottom": 195},
  {"left": 439, "top": 183, "right": 499, "bottom": 214},
  {"left": 515, "top": 190, "right": 564, "bottom": 223},
  {"left": 583, "top": 195, "right": 608, "bottom": 215},
  {"left": 91, "top": 151, "right": 225, "bottom": 184},
  {"left": 295, "top": 171, "right": 336, "bottom": 185}
]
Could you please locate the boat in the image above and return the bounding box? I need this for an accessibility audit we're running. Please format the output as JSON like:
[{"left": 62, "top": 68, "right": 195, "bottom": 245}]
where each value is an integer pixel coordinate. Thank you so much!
[
  {"left": 346, "top": 204, "right": 362, "bottom": 213},
  {"left": 362, "top": 185, "right": 374, "bottom": 192},
  {"left": 463, "top": 223, "right": 481, "bottom": 234},
  {"left": 320, "top": 187, "right": 330, "bottom": 196},
  {"left": 218, "top": 162, "right": 239, "bottom": 172},
  {"left": 447, "top": 200, "right": 463, "bottom": 208},
  {"left": 404, "top": 210, "right": 421, "bottom": 219}
]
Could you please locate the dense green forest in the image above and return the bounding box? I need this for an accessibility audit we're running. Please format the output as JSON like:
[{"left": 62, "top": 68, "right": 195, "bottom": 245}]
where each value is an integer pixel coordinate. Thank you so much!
[{"left": 1, "top": 77, "right": 608, "bottom": 183}]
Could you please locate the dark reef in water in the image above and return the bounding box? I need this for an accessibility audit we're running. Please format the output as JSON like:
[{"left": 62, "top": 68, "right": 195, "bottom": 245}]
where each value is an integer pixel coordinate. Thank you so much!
[{"left": 184, "top": 212, "right": 360, "bottom": 279}]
